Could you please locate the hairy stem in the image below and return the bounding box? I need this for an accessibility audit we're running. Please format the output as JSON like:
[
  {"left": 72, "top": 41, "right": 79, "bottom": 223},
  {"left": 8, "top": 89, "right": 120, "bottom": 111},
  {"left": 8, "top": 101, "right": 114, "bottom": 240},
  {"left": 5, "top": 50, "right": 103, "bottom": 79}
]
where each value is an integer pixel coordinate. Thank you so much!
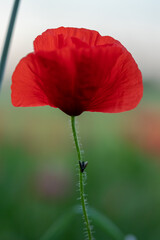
[{"left": 71, "top": 116, "right": 93, "bottom": 240}]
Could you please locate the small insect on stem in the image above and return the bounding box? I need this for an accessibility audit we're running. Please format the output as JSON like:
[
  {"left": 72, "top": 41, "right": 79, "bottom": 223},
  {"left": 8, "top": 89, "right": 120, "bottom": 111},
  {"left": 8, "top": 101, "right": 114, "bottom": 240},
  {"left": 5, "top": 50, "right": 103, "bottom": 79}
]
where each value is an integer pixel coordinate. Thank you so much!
[{"left": 79, "top": 161, "right": 88, "bottom": 173}]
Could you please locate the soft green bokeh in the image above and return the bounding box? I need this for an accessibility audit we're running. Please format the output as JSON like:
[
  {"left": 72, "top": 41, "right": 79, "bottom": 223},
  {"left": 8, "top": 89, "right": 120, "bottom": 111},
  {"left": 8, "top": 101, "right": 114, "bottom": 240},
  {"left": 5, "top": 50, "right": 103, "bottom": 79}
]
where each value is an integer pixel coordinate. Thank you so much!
[
  {"left": 0, "top": 82, "right": 160, "bottom": 239},
  {"left": 1, "top": 1, "right": 160, "bottom": 239}
]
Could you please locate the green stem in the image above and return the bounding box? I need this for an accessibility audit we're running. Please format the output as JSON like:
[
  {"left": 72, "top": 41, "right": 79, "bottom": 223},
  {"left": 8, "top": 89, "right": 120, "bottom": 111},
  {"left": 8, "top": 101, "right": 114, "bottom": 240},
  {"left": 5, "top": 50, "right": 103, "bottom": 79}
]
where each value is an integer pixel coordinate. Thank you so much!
[
  {"left": 0, "top": 0, "right": 20, "bottom": 87},
  {"left": 71, "top": 116, "right": 93, "bottom": 240}
]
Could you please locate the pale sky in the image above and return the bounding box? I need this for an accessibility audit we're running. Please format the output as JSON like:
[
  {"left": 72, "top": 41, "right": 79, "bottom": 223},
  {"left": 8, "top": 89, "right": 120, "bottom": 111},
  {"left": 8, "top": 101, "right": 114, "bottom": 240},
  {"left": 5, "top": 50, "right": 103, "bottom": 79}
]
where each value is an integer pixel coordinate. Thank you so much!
[{"left": 1, "top": 0, "right": 160, "bottom": 85}]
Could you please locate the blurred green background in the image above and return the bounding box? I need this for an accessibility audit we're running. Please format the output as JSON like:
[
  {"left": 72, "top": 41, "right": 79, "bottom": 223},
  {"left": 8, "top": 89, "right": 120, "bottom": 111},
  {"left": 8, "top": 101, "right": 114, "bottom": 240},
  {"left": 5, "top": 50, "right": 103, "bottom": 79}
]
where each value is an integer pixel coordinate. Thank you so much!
[
  {"left": 1, "top": 0, "right": 160, "bottom": 239},
  {"left": 1, "top": 82, "right": 160, "bottom": 240}
]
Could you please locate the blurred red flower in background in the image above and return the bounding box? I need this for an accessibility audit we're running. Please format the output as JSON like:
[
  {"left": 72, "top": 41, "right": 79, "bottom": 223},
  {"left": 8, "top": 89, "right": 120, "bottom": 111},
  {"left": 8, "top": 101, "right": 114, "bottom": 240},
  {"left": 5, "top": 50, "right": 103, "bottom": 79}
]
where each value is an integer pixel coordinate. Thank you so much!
[
  {"left": 11, "top": 27, "right": 143, "bottom": 116},
  {"left": 125, "top": 107, "right": 160, "bottom": 157}
]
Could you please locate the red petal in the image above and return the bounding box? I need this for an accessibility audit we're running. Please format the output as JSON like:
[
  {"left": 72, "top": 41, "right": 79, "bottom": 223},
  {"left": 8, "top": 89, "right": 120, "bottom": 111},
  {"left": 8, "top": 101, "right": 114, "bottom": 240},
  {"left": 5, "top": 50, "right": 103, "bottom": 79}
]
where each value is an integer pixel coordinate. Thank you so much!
[
  {"left": 11, "top": 53, "right": 52, "bottom": 107},
  {"left": 33, "top": 27, "right": 120, "bottom": 52},
  {"left": 11, "top": 49, "right": 79, "bottom": 114},
  {"left": 86, "top": 49, "right": 143, "bottom": 113},
  {"left": 68, "top": 45, "right": 123, "bottom": 112}
]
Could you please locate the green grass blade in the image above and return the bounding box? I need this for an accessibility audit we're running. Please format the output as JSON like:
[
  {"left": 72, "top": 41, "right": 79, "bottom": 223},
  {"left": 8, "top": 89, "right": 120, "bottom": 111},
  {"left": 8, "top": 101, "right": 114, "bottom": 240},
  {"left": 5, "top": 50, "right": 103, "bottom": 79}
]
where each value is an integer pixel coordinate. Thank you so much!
[
  {"left": 39, "top": 208, "right": 76, "bottom": 240},
  {"left": 39, "top": 205, "right": 125, "bottom": 240},
  {"left": 74, "top": 205, "right": 125, "bottom": 240},
  {"left": 88, "top": 207, "right": 125, "bottom": 240},
  {"left": 0, "top": 0, "right": 20, "bottom": 87}
]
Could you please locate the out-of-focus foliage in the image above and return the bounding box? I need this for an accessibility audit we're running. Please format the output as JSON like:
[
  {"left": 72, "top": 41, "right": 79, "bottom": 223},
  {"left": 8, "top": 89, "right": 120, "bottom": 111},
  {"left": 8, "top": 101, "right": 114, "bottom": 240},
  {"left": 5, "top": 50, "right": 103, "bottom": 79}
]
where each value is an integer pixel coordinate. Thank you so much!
[{"left": 0, "top": 82, "right": 160, "bottom": 240}]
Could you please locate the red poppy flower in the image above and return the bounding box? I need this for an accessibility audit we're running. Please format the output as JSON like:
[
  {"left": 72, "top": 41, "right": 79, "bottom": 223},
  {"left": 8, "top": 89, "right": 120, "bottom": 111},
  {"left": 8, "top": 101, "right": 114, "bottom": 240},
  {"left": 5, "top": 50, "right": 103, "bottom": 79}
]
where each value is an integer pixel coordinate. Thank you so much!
[{"left": 11, "top": 27, "right": 143, "bottom": 116}]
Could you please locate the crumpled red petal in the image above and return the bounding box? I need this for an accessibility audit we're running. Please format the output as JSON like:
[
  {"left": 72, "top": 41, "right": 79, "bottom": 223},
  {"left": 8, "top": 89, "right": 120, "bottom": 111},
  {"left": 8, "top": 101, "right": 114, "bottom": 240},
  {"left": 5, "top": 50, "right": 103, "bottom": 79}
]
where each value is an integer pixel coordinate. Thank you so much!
[
  {"left": 86, "top": 50, "right": 143, "bottom": 113},
  {"left": 11, "top": 53, "right": 50, "bottom": 107},
  {"left": 33, "top": 27, "right": 119, "bottom": 52}
]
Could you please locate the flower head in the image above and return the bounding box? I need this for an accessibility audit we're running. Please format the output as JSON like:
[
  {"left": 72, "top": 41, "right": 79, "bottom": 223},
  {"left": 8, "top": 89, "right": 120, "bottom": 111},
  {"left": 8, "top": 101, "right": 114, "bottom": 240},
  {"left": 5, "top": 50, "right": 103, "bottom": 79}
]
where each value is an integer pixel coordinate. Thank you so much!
[{"left": 11, "top": 27, "right": 143, "bottom": 116}]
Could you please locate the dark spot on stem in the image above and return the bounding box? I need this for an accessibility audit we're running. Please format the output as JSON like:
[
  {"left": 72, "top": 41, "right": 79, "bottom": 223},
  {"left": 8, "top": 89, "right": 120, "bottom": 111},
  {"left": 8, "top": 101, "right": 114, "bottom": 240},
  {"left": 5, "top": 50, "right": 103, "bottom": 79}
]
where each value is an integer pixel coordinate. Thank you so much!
[{"left": 79, "top": 161, "right": 88, "bottom": 173}]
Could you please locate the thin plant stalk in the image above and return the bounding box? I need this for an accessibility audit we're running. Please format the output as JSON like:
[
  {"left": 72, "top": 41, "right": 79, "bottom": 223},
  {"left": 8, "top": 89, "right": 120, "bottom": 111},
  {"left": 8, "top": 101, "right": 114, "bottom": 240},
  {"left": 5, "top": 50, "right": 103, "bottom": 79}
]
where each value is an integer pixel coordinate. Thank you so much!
[
  {"left": 71, "top": 116, "right": 93, "bottom": 240},
  {"left": 0, "top": 0, "right": 20, "bottom": 87}
]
